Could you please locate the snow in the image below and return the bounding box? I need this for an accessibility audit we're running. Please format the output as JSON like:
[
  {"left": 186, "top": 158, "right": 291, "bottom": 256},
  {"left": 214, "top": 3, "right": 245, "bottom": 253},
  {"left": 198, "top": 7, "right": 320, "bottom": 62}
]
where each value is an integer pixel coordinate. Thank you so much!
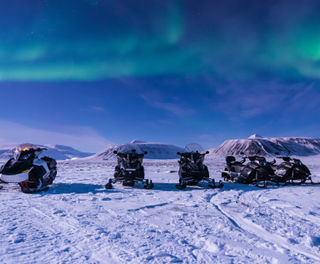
[
  {"left": 211, "top": 136, "right": 320, "bottom": 157},
  {"left": 1, "top": 156, "right": 320, "bottom": 263},
  {"left": 248, "top": 134, "right": 263, "bottom": 139},
  {"left": 0, "top": 144, "right": 93, "bottom": 161}
]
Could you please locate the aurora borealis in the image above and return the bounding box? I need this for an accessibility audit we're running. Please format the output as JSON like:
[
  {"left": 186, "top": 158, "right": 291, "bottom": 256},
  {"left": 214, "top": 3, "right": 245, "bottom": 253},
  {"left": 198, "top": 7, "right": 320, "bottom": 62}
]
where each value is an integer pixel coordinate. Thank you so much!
[
  {"left": 1, "top": 0, "right": 320, "bottom": 81},
  {"left": 0, "top": 0, "right": 320, "bottom": 151}
]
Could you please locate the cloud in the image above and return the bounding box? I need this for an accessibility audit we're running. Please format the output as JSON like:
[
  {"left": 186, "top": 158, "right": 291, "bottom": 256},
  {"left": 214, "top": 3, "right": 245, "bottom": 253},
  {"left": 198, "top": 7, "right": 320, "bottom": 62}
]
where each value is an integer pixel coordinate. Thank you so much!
[
  {"left": 140, "top": 92, "right": 195, "bottom": 117},
  {"left": 152, "top": 101, "right": 194, "bottom": 116},
  {"left": 212, "top": 81, "right": 318, "bottom": 119},
  {"left": 88, "top": 106, "right": 106, "bottom": 112},
  {"left": 0, "top": 120, "right": 112, "bottom": 152}
]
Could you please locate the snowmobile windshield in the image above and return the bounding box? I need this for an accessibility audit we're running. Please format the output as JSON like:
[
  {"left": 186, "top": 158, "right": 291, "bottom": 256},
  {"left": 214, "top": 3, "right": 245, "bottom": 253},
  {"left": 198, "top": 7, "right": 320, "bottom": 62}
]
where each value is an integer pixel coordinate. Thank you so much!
[
  {"left": 184, "top": 143, "right": 204, "bottom": 153},
  {"left": 117, "top": 151, "right": 144, "bottom": 166},
  {"left": 12, "top": 143, "right": 45, "bottom": 161},
  {"left": 293, "top": 159, "right": 302, "bottom": 165},
  {"left": 117, "top": 143, "right": 144, "bottom": 155}
]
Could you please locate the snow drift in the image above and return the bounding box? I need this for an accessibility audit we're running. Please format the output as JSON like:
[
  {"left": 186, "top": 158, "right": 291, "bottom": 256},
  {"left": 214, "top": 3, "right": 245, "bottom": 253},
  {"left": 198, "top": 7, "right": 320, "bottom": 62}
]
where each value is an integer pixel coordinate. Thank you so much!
[
  {"left": 0, "top": 144, "right": 93, "bottom": 160},
  {"left": 90, "top": 140, "right": 184, "bottom": 160},
  {"left": 210, "top": 135, "right": 320, "bottom": 157}
]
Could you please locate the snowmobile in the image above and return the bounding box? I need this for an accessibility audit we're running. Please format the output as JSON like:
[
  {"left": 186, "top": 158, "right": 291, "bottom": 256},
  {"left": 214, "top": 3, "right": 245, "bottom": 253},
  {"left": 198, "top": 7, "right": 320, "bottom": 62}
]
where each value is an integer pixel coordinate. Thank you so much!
[
  {"left": 176, "top": 147, "right": 223, "bottom": 190},
  {"left": 105, "top": 149, "right": 154, "bottom": 189},
  {"left": 271, "top": 154, "right": 316, "bottom": 185},
  {"left": 221, "top": 153, "right": 275, "bottom": 187},
  {"left": 0, "top": 143, "right": 57, "bottom": 193}
]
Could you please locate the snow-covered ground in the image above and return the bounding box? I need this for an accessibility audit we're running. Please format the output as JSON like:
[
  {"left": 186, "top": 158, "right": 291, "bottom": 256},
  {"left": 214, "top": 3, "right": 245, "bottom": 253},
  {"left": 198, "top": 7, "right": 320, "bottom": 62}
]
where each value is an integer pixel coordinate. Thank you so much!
[{"left": 1, "top": 157, "right": 320, "bottom": 264}]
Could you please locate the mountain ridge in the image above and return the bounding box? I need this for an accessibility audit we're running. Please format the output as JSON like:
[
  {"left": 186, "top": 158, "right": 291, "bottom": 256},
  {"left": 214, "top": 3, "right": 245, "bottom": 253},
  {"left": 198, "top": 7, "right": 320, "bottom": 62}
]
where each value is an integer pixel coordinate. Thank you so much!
[
  {"left": 0, "top": 143, "right": 93, "bottom": 160},
  {"left": 210, "top": 135, "right": 320, "bottom": 157},
  {"left": 88, "top": 141, "right": 185, "bottom": 160}
]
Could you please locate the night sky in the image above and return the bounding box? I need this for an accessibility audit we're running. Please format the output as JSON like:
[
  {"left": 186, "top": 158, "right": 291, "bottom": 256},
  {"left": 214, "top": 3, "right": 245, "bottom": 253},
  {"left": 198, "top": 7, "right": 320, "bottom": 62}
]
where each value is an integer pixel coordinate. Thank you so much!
[{"left": 0, "top": 0, "right": 320, "bottom": 152}]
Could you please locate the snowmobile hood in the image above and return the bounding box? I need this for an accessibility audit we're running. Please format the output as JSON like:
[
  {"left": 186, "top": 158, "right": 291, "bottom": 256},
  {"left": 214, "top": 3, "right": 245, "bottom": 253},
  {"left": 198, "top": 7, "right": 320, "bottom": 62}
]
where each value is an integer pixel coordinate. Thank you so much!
[{"left": 1, "top": 158, "right": 34, "bottom": 175}]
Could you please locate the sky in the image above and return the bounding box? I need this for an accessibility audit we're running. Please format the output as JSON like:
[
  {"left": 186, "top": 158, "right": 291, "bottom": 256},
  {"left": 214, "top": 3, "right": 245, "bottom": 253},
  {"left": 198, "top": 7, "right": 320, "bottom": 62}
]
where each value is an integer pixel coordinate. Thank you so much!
[{"left": 0, "top": 0, "right": 320, "bottom": 152}]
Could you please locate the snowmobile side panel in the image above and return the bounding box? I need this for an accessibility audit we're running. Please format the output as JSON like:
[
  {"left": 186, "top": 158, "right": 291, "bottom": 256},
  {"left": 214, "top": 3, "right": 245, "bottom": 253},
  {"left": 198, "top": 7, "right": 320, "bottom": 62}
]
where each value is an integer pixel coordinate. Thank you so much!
[{"left": 0, "top": 171, "right": 29, "bottom": 183}]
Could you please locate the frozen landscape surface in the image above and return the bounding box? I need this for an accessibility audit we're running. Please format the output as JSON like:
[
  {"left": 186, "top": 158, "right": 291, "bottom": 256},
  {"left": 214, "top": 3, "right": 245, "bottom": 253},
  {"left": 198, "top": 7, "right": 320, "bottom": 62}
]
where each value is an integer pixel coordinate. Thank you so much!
[{"left": 1, "top": 156, "right": 320, "bottom": 264}]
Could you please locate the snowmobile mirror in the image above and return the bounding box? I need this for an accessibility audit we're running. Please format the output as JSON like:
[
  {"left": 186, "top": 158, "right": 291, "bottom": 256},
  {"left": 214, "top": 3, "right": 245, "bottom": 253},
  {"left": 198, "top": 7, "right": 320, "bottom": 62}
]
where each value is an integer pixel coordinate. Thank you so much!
[
  {"left": 38, "top": 147, "right": 47, "bottom": 151},
  {"left": 206, "top": 151, "right": 209, "bottom": 154},
  {"left": 177, "top": 152, "right": 181, "bottom": 155},
  {"left": 113, "top": 150, "right": 118, "bottom": 154},
  {"left": 144, "top": 152, "right": 148, "bottom": 155}
]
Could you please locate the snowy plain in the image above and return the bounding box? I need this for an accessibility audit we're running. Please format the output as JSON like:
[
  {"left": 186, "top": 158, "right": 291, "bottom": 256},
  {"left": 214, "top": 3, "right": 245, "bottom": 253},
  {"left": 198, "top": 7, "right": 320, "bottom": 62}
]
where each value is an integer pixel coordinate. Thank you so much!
[{"left": 0, "top": 156, "right": 320, "bottom": 264}]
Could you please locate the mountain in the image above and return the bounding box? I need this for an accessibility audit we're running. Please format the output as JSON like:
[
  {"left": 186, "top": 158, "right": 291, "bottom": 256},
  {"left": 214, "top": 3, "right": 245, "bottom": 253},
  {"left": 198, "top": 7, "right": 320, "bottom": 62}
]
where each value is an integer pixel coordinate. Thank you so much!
[
  {"left": 90, "top": 140, "right": 185, "bottom": 160},
  {"left": 210, "top": 135, "right": 320, "bottom": 157},
  {"left": 0, "top": 144, "right": 93, "bottom": 160}
]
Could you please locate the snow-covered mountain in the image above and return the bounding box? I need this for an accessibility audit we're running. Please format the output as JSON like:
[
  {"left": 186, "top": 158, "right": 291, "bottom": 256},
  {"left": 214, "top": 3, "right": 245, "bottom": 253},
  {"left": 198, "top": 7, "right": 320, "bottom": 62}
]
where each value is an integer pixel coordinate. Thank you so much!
[
  {"left": 90, "top": 140, "right": 184, "bottom": 160},
  {"left": 210, "top": 135, "right": 320, "bottom": 157},
  {"left": 0, "top": 144, "right": 93, "bottom": 160}
]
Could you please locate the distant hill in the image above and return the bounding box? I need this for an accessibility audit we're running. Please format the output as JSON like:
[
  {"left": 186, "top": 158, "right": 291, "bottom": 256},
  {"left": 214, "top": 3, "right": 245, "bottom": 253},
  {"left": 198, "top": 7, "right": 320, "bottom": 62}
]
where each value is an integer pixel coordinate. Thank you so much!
[
  {"left": 89, "top": 140, "right": 184, "bottom": 160},
  {"left": 210, "top": 135, "right": 320, "bottom": 157},
  {"left": 0, "top": 144, "right": 93, "bottom": 160}
]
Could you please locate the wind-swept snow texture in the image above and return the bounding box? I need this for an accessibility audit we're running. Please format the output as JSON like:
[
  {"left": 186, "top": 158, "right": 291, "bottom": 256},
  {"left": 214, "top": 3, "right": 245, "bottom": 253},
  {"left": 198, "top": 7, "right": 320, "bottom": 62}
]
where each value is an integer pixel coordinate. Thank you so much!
[
  {"left": 91, "top": 140, "right": 185, "bottom": 160},
  {"left": 0, "top": 157, "right": 320, "bottom": 263},
  {"left": 211, "top": 135, "right": 320, "bottom": 157}
]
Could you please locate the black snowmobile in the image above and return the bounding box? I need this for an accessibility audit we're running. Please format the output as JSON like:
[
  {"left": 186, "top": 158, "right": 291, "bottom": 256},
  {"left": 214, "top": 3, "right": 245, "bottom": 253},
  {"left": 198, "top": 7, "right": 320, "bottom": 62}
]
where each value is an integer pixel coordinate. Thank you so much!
[
  {"left": 222, "top": 153, "right": 275, "bottom": 187},
  {"left": 0, "top": 144, "right": 57, "bottom": 193},
  {"left": 176, "top": 147, "right": 223, "bottom": 190},
  {"left": 271, "top": 154, "right": 316, "bottom": 185},
  {"left": 105, "top": 149, "right": 154, "bottom": 189}
]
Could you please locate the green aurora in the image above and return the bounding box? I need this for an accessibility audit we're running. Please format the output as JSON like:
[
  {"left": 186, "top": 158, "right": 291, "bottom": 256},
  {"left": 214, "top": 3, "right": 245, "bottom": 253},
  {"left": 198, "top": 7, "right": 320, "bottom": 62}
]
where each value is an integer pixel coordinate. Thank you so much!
[{"left": 1, "top": 0, "right": 320, "bottom": 81}]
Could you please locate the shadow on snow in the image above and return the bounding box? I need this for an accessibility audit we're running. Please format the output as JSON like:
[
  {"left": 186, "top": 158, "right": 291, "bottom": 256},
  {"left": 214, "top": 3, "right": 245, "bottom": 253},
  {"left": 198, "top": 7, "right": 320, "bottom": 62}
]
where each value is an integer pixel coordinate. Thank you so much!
[
  {"left": 46, "top": 183, "right": 114, "bottom": 195},
  {"left": 42, "top": 181, "right": 320, "bottom": 195}
]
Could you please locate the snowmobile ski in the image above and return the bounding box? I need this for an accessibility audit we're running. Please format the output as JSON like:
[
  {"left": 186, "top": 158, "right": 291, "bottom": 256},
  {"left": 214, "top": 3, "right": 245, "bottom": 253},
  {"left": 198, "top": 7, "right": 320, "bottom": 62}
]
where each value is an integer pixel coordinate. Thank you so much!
[
  {"left": 105, "top": 179, "right": 113, "bottom": 189},
  {"left": 143, "top": 179, "right": 154, "bottom": 189},
  {"left": 22, "top": 186, "right": 50, "bottom": 194},
  {"left": 208, "top": 179, "right": 224, "bottom": 189}
]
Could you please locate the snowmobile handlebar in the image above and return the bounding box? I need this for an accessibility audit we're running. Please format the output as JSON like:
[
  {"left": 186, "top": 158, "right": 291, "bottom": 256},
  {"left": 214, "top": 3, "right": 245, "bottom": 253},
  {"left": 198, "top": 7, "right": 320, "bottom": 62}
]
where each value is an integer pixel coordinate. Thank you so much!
[
  {"left": 177, "top": 151, "right": 209, "bottom": 156},
  {"left": 239, "top": 154, "right": 259, "bottom": 161},
  {"left": 239, "top": 154, "right": 275, "bottom": 164},
  {"left": 274, "top": 152, "right": 291, "bottom": 161},
  {"left": 113, "top": 150, "right": 148, "bottom": 156}
]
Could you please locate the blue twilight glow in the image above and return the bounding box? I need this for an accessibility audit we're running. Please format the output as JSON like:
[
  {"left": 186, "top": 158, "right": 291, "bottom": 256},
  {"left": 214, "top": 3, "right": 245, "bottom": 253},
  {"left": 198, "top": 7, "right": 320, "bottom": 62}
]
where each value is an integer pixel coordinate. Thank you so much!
[{"left": 0, "top": 0, "right": 319, "bottom": 151}]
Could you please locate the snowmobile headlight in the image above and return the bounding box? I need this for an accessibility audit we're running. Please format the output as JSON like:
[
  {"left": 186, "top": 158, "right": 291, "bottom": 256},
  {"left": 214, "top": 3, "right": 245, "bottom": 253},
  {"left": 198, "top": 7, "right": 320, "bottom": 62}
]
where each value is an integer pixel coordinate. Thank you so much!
[{"left": 21, "top": 169, "right": 30, "bottom": 173}]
